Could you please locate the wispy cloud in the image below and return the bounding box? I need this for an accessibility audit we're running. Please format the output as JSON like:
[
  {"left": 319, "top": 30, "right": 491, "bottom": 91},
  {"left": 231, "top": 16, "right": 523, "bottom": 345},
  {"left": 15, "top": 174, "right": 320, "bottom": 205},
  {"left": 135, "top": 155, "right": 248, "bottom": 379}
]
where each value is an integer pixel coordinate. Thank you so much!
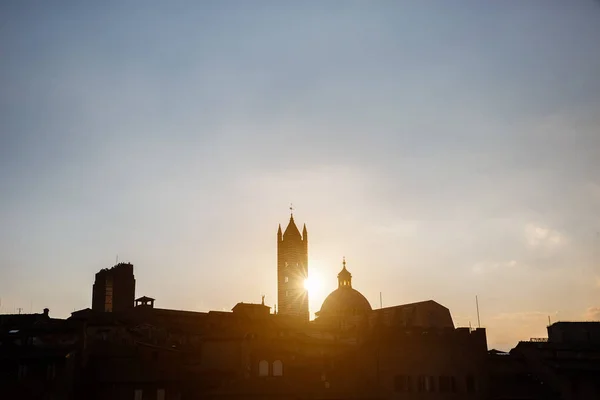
[
  {"left": 584, "top": 307, "right": 600, "bottom": 321},
  {"left": 486, "top": 311, "right": 558, "bottom": 349},
  {"left": 524, "top": 223, "right": 564, "bottom": 248},
  {"left": 472, "top": 260, "right": 518, "bottom": 274},
  {"left": 0, "top": 2, "right": 599, "bottom": 350},
  {"left": 492, "top": 311, "right": 556, "bottom": 322}
]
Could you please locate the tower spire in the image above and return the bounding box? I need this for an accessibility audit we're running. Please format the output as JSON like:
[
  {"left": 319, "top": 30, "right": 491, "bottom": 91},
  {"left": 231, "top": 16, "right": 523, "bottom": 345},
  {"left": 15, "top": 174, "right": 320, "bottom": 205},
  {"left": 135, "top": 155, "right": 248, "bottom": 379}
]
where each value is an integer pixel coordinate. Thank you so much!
[{"left": 277, "top": 209, "right": 309, "bottom": 322}]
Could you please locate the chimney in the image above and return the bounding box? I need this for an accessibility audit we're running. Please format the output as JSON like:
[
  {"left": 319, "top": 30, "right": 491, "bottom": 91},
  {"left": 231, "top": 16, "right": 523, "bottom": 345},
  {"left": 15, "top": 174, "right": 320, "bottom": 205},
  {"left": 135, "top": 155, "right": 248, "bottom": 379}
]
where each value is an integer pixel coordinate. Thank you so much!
[{"left": 43, "top": 308, "right": 49, "bottom": 317}]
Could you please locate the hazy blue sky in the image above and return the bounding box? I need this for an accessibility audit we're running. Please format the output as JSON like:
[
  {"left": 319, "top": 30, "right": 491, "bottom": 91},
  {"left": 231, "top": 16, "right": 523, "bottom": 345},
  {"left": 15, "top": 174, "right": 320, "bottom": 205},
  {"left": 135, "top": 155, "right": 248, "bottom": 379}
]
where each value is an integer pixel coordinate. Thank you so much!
[{"left": 1, "top": 1, "right": 600, "bottom": 349}]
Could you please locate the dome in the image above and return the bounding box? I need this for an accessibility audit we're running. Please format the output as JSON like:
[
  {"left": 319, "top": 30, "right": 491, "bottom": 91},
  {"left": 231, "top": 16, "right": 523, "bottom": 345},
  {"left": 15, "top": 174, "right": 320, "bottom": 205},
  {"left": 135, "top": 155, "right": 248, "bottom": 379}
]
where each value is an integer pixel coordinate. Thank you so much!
[
  {"left": 316, "top": 258, "right": 372, "bottom": 318},
  {"left": 317, "top": 286, "right": 372, "bottom": 318}
]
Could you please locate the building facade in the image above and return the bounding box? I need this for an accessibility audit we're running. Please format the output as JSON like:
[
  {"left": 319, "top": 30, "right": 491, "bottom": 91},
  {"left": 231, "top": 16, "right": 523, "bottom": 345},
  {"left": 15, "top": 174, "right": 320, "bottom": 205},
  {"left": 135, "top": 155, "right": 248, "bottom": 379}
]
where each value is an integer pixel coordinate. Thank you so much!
[
  {"left": 15, "top": 211, "right": 590, "bottom": 400},
  {"left": 91, "top": 262, "right": 136, "bottom": 313},
  {"left": 0, "top": 309, "right": 80, "bottom": 400},
  {"left": 489, "top": 322, "right": 600, "bottom": 400}
]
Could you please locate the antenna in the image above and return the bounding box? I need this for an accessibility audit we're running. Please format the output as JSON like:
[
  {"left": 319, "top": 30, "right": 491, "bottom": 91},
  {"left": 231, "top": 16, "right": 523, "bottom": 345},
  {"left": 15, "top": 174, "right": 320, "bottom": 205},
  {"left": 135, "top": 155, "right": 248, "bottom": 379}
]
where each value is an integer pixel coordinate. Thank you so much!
[
  {"left": 476, "top": 295, "right": 481, "bottom": 328},
  {"left": 17, "top": 307, "right": 23, "bottom": 315},
  {"left": 116, "top": 254, "right": 119, "bottom": 264},
  {"left": 548, "top": 315, "right": 551, "bottom": 326},
  {"left": 379, "top": 292, "right": 383, "bottom": 309}
]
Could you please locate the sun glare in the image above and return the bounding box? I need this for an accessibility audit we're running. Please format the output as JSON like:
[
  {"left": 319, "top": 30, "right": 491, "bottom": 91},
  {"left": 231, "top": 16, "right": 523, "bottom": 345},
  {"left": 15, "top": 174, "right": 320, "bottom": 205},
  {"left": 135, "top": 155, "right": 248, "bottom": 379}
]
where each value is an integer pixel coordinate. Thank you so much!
[
  {"left": 303, "top": 276, "right": 322, "bottom": 296},
  {"left": 305, "top": 261, "right": 332, "bottom": 319}
]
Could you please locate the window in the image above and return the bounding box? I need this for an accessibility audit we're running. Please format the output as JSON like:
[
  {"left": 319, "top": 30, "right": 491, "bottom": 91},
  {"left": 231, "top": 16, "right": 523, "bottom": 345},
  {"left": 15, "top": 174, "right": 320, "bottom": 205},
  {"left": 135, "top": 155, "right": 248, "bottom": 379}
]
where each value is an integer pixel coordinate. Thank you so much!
[
  {"left": 426, "top": 376, "right": 435, "bottom": 392},
  {"left": 258, "top": 360, "right": 269, "bottom": 377},
  {"left": 394, "top": 375, "right": 403, "bottom": 391},
  {"left": 571, "top": 378, "right": 580, "bottom": 394},
  {"left": 18, "top": 364, "right": 27, "bottom": 380},
  {"left": 284, "top": 276, "right": 289, "bottom": 283},
  {"left": 394, "top": 375, "right": 411, "bottom": 392},
  {"left": 134, "top": 389, "right": 143, "bottom": 400},
  {"left": 285, "top": 290, "right": 289, "bottom": 297},
  {"left": 105, "top": 276, "right": 113, "bottom": 312},
  {"left": 157, "top": 389, "right": 165, "bottom": 400},
  {"left": 46, "top": 364, "right": 56, "bottom": 381},
  {"left": 439, "top": 376, "right": 452, "bottom": 392},
  {"left": 466, "top": 375, "right": 476, "bottom": 393},
  {"left": 417, "top": 376, "right": 426, "bottom": 392},
  {"left": 273, "top": 360, "right": 283, "bottom": 376}
]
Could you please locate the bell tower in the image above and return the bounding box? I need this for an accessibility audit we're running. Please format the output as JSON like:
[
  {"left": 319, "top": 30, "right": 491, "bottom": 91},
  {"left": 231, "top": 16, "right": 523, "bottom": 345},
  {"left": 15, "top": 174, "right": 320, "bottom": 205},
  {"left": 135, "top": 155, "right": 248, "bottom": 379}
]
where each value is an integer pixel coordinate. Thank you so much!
[{"left": 277, "top": 210, "right": 309, "bottom": 321}]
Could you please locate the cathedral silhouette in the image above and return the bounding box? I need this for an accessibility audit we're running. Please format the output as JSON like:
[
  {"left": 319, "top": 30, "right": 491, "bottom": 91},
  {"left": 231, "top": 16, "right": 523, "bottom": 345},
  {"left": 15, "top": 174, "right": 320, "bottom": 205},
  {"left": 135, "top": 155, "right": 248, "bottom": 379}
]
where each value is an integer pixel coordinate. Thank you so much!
[{"left": 7, "top": 211, "right": 595, "bottom": 399}]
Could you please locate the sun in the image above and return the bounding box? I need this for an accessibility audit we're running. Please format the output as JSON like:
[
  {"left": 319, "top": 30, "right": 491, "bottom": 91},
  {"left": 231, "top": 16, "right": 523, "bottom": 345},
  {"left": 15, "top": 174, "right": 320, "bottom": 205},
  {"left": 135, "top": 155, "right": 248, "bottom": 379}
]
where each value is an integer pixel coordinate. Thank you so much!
[
  {"left": 303, "top": 276, "right": 322, "bottom": 296},
  {"left": 304, "top": 261, "right": 331, "bottom": 319}
]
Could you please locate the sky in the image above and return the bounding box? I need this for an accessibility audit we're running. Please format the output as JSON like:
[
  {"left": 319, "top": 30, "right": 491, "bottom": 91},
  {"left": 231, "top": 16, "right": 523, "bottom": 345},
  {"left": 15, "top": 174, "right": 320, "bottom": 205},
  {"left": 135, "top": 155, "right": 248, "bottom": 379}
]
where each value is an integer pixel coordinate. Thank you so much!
[{"left": 1, "top": 1, "right": 600, "bottom": 350}]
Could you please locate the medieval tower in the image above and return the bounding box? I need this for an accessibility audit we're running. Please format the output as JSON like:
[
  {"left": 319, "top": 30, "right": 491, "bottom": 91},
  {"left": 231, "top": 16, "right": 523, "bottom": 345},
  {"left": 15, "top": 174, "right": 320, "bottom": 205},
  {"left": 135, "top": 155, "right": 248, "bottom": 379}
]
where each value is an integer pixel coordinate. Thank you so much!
[{"left": 277, "top": 212, "right": 309, "bottom": 321}]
